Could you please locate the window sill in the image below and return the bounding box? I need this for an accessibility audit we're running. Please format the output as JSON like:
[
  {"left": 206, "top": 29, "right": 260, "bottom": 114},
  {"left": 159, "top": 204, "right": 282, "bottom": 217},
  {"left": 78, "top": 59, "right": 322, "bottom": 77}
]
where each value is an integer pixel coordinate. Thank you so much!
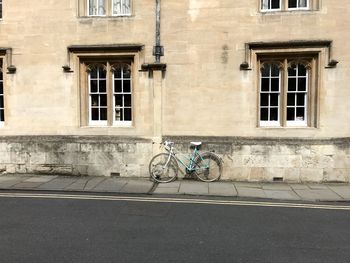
[
  {"left": 260, "top": 9, "right": 318, "bottom": 15},
  {"left": 257, "top": 126, "right": 317, "bottom": 130},
  {"left": 78, "top": 15, "right": 134, "bottom": 19}
]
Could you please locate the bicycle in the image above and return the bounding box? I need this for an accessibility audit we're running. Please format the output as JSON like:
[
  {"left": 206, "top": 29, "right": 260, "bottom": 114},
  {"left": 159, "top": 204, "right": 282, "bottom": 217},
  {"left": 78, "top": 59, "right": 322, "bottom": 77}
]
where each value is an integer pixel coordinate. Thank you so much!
[{"left": 149, "top": 141, "right": 223, "bottom": 183}]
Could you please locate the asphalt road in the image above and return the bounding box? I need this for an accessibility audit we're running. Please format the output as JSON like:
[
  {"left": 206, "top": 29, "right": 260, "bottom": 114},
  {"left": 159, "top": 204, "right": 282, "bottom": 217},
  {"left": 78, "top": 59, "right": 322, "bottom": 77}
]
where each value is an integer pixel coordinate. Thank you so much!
[{"left": 0, "top": 193, "right": 350, "bottom": 263}]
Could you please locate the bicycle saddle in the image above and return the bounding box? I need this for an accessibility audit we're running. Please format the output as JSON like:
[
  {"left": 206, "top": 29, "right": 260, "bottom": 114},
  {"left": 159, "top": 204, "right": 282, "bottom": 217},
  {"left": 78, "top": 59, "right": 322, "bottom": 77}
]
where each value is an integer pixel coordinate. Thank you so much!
[{"left": 190, "top": 142, "right": 202, "bottom": 146}]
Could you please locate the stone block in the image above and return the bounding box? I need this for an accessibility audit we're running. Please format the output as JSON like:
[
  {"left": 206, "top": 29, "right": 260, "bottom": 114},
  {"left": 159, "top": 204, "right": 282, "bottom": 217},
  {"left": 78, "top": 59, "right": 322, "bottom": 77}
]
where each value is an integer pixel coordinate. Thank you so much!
[
  {"left": 333, "top": 155, "right": 350, "bottom": 169},
  {"left": 66, "top": 143, "right": 80, "bottom": 152},
  {"left": 284, "top": 168, "right": 301, "bottom": 182},
  {"left": 0, "top": 143, "right": 7, "bottom": 152},
  {"left": 6, "top": 165, "right": 16, "bottom": 174},
  {"left": 300, "top": 168, "right": 324, "bottom": 183},
  {"left": 323, "top": 168, "right": 349, "bottom": 183},
  {"left": 0, "top": 153, "right": 11, "bottom": 163},
  {"left": 30, "top": 152, "right": 46, "bottom": 164},
  {"left": 249, "top": 167, "right": 265, "bottom": 182},
  {"left": 263, "top": 167, "right": 285, "bottom": 181},
  {"left": 301, "top": 155, "right": 334, "bottom": 169}
]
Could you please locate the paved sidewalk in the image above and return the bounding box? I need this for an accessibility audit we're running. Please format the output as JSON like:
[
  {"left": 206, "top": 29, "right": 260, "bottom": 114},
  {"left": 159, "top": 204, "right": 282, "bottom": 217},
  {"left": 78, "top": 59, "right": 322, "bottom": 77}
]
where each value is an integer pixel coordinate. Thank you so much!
[{"left": 1, "top": 174, "right": 350, "bottom": 202}]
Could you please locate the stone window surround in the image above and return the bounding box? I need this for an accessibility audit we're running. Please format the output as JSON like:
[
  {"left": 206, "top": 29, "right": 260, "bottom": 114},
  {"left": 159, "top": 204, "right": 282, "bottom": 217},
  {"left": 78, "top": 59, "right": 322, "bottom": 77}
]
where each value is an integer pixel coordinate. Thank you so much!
[
  {"left": 259, "top": 0, "right": 321, "bottom": 12},
  {"left": 65, "top": 44, "right": 143, "bottom": 128},
  {"left": 258, "top": 56, "right": 317, "bottom": 128},
  {"left": 240, "top": 41, "right": 339, "bottom": 129}
]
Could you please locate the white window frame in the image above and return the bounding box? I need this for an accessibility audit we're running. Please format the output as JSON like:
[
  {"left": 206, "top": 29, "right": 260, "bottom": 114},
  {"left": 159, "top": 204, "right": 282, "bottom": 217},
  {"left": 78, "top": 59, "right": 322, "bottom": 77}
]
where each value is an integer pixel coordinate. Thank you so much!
[
  {"left": 112, "top": 0, "right": 132, "bottom": 16},
  {"left": 259, "top": 62, "right": 282, "bottom": 127},
  {"left": 285, "top": 62, "right": 309, "bottom": 127},
  {"left": 88, "top": 65, "right": 108, "bottom": 126},
  {"left": 258, "top": 59, "right": 313, "bottom": 128},
  {"left": 112, "top": 63, "right": 132, "bottom": 127},
  {"left": 87, "top": 0, "right": 107, "bottom": 16}
]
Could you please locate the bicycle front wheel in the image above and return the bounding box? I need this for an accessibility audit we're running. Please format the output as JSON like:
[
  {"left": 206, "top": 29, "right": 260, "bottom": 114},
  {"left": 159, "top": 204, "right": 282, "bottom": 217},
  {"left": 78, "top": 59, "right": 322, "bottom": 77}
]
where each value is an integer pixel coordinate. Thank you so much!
[
  {"left": 195, "top": 152, "right": 222, "bottom": 182},
  {"left": 149, "top": 153, "right": 179, "bottom": 183}
]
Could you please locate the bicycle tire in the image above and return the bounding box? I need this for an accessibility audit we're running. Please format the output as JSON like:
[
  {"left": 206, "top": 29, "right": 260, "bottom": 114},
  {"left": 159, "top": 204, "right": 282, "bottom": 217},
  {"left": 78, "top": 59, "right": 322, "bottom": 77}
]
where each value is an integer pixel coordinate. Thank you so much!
[
  {"left": 194, "top": 152, "right": 222, "bottom": 182},
  {"left": 149, "top": 153, "right": 179, "bottom": 183}
]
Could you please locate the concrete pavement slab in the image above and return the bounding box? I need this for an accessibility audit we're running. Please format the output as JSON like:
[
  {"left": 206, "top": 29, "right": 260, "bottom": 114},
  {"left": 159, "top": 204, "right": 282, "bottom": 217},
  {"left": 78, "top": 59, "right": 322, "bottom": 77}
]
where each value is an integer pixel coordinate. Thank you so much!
[
  {"left": 293, "top": 189, "right": 343, "bottom": 201},
  {"left": 38, "top": 177, "right": 79, "bottom": 190},
  {"left": 119, "top": 180, "right": 154, "bottom": 194},
  {"left": 24, "top": 176, "right": 57, "bottom": 183},
  {"left": 234, "top": 182, "right": 262, "bottom": 189},
  {"left": 178, "top": 181, "right": 209, "bottom": 195},
  {"left": 289, "top": 184, "right": 310, "bottom": 190},
  {"left": 65, "top": 178, "right": 90, "bottom": 191},
  {"left": 0, "top": 176, "right": 23, "bottom": 182},
  {"left": 208, "top": 182, "right": 237, "bottom": 197},
  {"left": 307, "top": 184, "right": 329, "bottom": 190},
  {"left": 92, "top": 178, "right": 129, "bottom": 192},
  {"left": 84, "top": 177, "right": 107, "bottom": 191},
  {"left": 261, "top": 183, "right": 292, "bottom": 191},
  {"left": 0, "top": 177, "right": 25, "bottom": 188},
  {"left": 12, "top": 181, "right": 44, "bottom": 189},
  {"left": 156, "top": 181, "right": 181, "bottom": 189},
  {"left": 327, "top": 185, "right": 350, "bottom": 200},
  {"left": 263, "top": 190, "right": 301, "bottom": 201},
  {"left": 236, "top": 187, "right": 267, "bottom": 199},
  {"left": 153, "top": 187, "right": 179, "bottom": 194}
]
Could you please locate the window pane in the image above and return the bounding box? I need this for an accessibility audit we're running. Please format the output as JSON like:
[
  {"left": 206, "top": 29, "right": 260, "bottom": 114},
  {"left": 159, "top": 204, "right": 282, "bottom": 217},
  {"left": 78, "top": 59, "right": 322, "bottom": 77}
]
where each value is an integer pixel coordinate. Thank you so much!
[
  {"left": 90, "top": 68, "right": 98, "bottom": 79},
  {"left": 287, "top": 108, "right": 295, "bottom": 121},
  {"left": 0, "top": 96, "right": 3, "bottom": 108},
  {"left": 288, "top": 78, "right": 296, "bottom": 91},
  {"left": 271, "top": 78, "right": 279, "bottom": 91},
  {"left": 98, "top": 0, "right": 106, "bottom": 15},
  {"left": 115, "top": 108, "right": 122, "bottom": 121},
  {"left": 261, "top": 65, "right": 270, "bottom": 77},
  {"left": 0, "top": 109, "right": 3, "bottom": 121},
  {"left": 288, "top": 0, "right": 297, "bottom": 8},
  {"left": 0, "top": 71, "right": 3, "bottom": 80},
  {"left": 123, "top": 67, "right": 131, "bottom": 78},
  {"left": 297, "top": 94, "right": 305, "bottom": 106},
  {"left": 271, "top": 64, "right": 279, "bottom": 77},
  {"left": 298, "top": 78, "right": 307, "bottom": 91},
  {"left": 270, "top": 108, "right": 278, "bottom": 121},
  {"left": 299, "top": 0, "right": 307, "bottom": 7},
  {"left": 0, "top": 3, "right": 2, "bottom": 19},
  {"left": 114, "top": 80, "right": 122, "bottom": 93},
  {"left": 124, "top": 94, "right": 132, "bottom": 107},
  {"left": 271, "top": 0, "right": 280, "bottom": 9},
  {"left": 115, "top": 69, "right": 122, "bottom": 79},
  {"left": 124, "top": 108, "right": 132, "bottom": 121},
  {"left": 115, "top": 95, "right": 123, "bottom": 107},
  {"left": 91, "top": 108, "right": 99, "bottom": 120},
  {"left": 270, "top": 94, "right": 279, "bottom": 107},
  {"left": 99, "top": 68, "right": 106, "bottom": 79},
  {"left": 100, "top": 108, "right": 107, "bottom": 120},
  {"left": 0, "top": 82, "right": 3, "bottom": 94},
  {"left": 261, "top": 78, "right": 269, "bottom": 91},
  {"left": 298, "top": 64, "right": 307, "bottom": 76},
  {"left": 100, "top": 94, "right": 107, "bottom": 107},
  {"left": 90, "top": 80, "right": 98, "bottom": 93},
  {"left": 99, "top": 80, "right": 106, "bottom": 93},
  {"left": 123, "top": 80, "right": 131, "bottom": 92},
  {"left": 260, "top": 108, "right": 268, "bottom": 121},
  {"left": 288, "top": 67, "right": 296, "bottom": 77},
  {"left": 260, "top": 94, "right": 269, "bottom": 107},
  {"left": 91, "top": 95, "right": 99, "bottom": 106},
  {"left": 287, "top": 94, "right": 295, "bottom": 106},
  {"left": 296, "top": 107, "right": 305, "bottom": 120}
]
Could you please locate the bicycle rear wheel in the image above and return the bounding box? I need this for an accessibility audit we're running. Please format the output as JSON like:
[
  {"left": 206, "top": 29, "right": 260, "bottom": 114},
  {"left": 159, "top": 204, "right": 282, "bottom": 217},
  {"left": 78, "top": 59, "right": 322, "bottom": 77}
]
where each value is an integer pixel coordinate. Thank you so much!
[
  {"left": 195, "top": 152, "right": 222, "bottom": 182},
  {"left": 149, "top": 153, "right": 179, "bottom": 183}
]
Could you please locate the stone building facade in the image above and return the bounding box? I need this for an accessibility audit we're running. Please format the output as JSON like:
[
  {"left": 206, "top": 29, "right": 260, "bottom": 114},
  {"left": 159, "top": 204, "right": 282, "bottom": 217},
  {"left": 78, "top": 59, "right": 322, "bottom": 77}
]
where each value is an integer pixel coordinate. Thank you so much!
[{"left": 0, "top": 0, "right": 349, "bottom": 182}]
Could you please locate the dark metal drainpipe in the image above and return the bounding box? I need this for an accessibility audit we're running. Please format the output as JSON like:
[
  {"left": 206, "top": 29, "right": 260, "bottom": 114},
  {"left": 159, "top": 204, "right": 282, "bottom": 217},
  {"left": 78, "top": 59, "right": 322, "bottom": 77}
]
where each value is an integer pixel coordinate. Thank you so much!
[{"left": 153, "top": 0, "right": 164, "bottom": 63}]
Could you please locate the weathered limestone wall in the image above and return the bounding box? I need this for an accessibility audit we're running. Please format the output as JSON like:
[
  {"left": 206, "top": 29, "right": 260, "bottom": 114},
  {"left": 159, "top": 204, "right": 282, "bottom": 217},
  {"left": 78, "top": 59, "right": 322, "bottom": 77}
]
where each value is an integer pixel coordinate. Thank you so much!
[
  {"left": 0, "top": 136, "right": 152, "bottom": 178},
  {"left": 0, "top": 136, "right": 349, "bottom": 183},
  {"left": 167, "top": 137, "right": 350, "bottom": 183}
]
